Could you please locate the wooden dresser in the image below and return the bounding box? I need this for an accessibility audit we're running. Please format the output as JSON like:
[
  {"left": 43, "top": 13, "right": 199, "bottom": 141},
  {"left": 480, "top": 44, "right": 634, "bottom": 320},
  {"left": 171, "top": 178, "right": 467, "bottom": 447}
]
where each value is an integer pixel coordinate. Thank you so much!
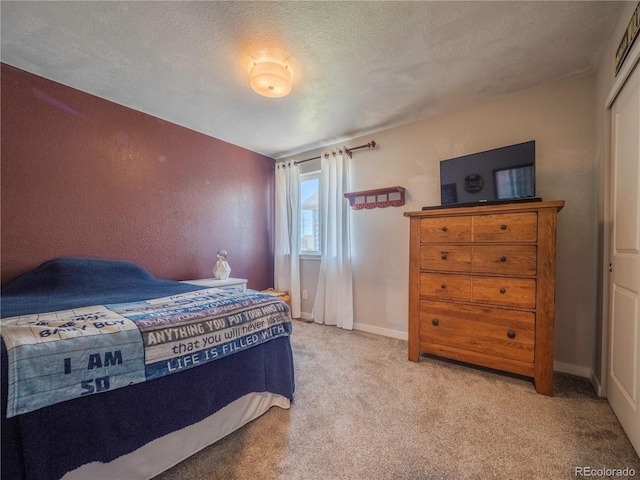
[{"left": 404, "top": 200, "right": 564, "bottom": 395}]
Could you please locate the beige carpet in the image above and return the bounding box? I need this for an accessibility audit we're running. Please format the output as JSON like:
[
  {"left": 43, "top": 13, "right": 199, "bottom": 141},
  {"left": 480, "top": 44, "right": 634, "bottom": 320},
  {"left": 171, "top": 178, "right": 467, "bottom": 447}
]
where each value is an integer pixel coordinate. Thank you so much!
[{"left": 155, "top": 319, "right": 640, "bottom": 480}]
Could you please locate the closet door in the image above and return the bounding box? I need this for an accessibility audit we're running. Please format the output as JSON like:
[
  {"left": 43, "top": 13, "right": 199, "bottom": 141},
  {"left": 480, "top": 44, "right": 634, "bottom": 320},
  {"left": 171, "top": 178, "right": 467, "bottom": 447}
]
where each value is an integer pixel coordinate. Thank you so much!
[{"left": 608, "top": 60, "right": 640, "bottom": 456}]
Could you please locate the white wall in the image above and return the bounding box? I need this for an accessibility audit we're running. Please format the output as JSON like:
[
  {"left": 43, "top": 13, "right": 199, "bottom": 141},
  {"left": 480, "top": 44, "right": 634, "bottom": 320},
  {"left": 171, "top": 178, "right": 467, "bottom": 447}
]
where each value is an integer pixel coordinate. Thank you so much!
[{"left": 291, "top": 75, "right": 599, "bottom": 375}]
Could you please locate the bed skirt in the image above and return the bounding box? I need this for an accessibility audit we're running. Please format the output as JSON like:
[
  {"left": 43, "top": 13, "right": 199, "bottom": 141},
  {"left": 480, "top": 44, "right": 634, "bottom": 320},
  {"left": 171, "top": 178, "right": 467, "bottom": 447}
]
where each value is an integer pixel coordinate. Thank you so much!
[{"left": 62, "top": 392, "right": 291, "bottom": 480}]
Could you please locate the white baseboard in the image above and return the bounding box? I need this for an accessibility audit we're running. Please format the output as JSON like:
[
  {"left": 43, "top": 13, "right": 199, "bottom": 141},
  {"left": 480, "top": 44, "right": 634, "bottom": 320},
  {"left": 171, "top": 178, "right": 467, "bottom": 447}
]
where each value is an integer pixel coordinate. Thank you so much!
[
  {"left": 590, "top": 370, "right": 606, "bottom": 397},
  {"left": 298, "top": 315, "right": 408, "bottom": 340},
  {"left": 553, "top": 361, "right": 591, "bottom": 379},
  {"left": 353, "top": 322, "right": 408, "bottom": 341},
  {"left": 554, "top": 362, "right": 604, "bottom": 396}
]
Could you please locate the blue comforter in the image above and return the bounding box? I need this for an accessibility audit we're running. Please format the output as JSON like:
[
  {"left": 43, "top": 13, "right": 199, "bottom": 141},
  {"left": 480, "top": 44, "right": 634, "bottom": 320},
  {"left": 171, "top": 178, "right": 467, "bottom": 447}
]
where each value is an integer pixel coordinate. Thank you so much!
[
  {"left": 1, "top": 258, "right": 295, "bottom": 480},
  {"left": 1, "top": 257, "right": 210, "bottom": 317}
]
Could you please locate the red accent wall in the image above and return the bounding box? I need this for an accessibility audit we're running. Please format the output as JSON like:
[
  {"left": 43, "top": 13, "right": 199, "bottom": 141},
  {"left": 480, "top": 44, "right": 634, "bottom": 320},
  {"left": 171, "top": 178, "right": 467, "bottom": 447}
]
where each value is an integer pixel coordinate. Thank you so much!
[{"left": 1, "top": 64, "right": 275, "bottom": 288}]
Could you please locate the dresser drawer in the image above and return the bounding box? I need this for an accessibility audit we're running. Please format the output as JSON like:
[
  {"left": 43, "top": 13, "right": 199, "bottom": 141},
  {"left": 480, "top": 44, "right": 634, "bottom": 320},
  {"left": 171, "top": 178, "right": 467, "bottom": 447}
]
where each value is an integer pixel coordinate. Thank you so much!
[
  {"left": 471, "top": 245, "right": 537, "bottom": 275},
  {"left": 472, "top": 213, "right": 537, "bottom": 243},
  {"left": 472, "top": 277, "right": 536, "bottom": 308},
  {"left": 420, "top": 273, "right": 471, "bottom": 301},
  {"left": 419, "top": 301, "right": 534, "bottom": 363},
  {"left": 420, "top": 245, "right": 471, "bottom": 272},
  {"left": 420, "top": 216, "right": 471, "bottom": 243}
]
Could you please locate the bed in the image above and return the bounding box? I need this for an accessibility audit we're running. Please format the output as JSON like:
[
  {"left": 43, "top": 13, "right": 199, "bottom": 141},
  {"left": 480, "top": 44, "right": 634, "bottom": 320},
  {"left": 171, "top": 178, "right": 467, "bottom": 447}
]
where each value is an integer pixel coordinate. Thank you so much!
[{"left": 1, "top": 257, "right": 295, "bottom": 480}]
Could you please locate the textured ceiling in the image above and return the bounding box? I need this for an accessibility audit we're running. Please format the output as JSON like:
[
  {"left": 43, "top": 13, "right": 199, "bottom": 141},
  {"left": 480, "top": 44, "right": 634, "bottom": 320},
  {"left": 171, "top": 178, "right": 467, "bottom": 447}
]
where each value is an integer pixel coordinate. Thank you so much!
[{"left": 1, "top": 1, "right": 625, "bottom": 159}]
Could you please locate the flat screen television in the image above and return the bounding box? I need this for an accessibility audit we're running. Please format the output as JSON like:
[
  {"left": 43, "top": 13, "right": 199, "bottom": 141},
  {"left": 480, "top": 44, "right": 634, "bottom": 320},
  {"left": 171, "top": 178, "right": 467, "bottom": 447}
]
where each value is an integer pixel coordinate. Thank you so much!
[{"left": 438, "top": 140, "right": 537, "bottom": 207}]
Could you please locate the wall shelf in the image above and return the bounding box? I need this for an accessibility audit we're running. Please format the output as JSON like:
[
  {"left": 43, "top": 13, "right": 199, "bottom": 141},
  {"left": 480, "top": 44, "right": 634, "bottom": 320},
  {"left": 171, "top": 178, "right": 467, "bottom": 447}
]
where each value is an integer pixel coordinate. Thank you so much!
[{"left": 344, "top": 186, "right": 405, "bottom": 210}]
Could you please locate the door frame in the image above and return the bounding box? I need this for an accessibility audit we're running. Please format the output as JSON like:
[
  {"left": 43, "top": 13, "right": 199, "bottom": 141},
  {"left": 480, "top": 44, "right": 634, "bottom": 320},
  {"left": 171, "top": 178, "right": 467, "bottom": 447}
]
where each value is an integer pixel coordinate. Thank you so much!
[{"left": 601, "top": 40, "right": 640, "bottom": 397}]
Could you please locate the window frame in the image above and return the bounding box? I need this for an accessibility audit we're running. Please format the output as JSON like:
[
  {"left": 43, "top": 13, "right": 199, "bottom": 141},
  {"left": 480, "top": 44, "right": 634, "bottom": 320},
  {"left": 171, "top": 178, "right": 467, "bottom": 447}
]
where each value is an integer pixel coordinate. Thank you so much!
[{"left": 299, "top": 170, "right": 321, "bottom": 257}]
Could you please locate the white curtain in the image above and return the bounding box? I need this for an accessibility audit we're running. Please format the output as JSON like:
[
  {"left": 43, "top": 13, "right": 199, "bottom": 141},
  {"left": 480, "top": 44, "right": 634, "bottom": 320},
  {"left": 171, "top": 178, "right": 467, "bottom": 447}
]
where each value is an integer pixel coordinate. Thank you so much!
[
  {"left": 312, "top": 147, "right": 354, "bottom": 330},
  {"left": 274, "top": 161, "right": 301, "bottom": 318}
]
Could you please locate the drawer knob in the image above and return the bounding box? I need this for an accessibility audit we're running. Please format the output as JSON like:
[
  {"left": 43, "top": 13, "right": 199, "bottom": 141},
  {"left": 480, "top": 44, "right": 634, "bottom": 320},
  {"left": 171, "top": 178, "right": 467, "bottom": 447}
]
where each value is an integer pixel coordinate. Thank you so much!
[
  {"left": 441, "top": 226, "right": 448, "bottom": 232},
  {"left": 440, "top": 283, "right": 447, "bottom": 289},
  {"left": 501, "top": 224, "right": 507, "bottom": 230},
  {"left": 500, "top": 256, "right": 507, "bottom": 262},
  {"left": 432, "top": 319, "right": 439, "bottom": 326},
  {"left": 441, "top": 253, "right": 448, "bottom": 260},
  {"left": 507, "top": 330, "right": 516, "bottom": 339},
  {"left": 500, "top": 288, "right": 506, "bottom": 294}
]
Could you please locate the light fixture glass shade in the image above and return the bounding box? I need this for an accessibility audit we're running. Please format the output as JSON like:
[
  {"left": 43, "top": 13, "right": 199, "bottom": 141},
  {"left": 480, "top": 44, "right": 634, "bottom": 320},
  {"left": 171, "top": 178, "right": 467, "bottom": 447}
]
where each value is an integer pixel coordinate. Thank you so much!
[{"left": 250, "top": 61, "right": 292, "bottom": 98}]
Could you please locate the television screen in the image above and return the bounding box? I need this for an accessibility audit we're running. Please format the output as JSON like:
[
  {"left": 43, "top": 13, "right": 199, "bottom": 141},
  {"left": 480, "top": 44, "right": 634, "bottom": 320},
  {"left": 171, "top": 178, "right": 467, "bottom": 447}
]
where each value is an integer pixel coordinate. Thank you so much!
[{"left": 439, "top": 141, "right": 536, "bottom": 207}]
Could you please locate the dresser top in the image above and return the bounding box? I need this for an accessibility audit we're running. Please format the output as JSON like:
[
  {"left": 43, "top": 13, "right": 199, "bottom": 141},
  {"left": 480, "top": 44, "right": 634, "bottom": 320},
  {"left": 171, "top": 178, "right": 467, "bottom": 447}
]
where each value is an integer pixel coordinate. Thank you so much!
[{"left": 404, "top": 200, "right": 565, "bottom": 218}]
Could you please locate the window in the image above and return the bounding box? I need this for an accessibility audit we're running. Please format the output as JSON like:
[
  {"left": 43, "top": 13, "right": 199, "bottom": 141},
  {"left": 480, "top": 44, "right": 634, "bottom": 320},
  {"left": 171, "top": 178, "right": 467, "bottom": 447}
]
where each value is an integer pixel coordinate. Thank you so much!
[{"left": 300, "top": 171, "right": 320, "bottom": 255}]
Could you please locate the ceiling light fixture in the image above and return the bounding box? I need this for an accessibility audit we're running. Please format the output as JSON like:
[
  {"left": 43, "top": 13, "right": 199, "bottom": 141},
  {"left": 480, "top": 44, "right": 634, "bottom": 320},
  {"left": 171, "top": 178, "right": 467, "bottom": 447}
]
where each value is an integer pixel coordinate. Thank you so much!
[{"left": 250, "top": 61, "right": 292, "bottom": 98}]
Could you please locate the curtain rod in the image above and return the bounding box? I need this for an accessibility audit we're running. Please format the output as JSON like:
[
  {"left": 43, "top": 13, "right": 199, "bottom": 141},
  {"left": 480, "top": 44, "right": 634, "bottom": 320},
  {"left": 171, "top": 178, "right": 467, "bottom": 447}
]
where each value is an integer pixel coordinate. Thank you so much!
[{"left": 293, "top": 140, "right": 377, "bottom": 165}]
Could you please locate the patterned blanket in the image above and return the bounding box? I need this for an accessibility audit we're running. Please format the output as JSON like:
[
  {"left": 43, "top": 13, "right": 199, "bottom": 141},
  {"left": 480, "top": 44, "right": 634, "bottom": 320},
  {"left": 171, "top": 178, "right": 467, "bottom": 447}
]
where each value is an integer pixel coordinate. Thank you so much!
[{"left": 1, "top": 288, "right": 291, "bottom": 418}]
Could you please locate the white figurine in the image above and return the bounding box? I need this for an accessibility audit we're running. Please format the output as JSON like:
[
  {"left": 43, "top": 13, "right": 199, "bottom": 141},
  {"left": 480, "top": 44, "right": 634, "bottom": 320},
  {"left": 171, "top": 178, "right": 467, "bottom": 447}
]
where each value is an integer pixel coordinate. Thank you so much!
[{"left": 213, "top": 250, "right": 231, "bottom": 280}]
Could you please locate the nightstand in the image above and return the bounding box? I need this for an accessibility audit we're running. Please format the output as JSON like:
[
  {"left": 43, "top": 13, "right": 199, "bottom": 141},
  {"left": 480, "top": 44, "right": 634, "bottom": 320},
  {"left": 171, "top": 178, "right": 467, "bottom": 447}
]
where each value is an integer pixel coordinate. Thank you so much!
[{"left": 181, "top": 277, "right": 247, "bottom": 293}]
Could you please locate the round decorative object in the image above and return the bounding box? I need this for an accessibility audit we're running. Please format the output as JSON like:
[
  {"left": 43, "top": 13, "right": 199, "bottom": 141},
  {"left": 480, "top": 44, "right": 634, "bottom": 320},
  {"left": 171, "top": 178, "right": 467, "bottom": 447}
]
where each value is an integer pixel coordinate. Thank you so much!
[
  {"left": 464, "top": 174, "right": 484, "bottom": 193},
  {"left": 250, "top": 62, "right": 292, "bottom": 98}
]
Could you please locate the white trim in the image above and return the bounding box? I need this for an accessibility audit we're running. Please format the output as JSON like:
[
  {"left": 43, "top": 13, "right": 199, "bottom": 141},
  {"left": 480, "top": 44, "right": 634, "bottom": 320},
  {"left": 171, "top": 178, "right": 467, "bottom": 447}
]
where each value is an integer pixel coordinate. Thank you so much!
[
  {"left": 299, "top": 170, "right": 321, "bottom": 256},
  {"left": 300, "top": 312, "right": 314, "bottom": 321},
  {"left": 599, "top": 103, "right": 612, "bottom": 398},
  {"left": 299, "top": 254, "right": 321, "bottom": 261},
  {"left": 555, "top": 363, "right": 605, "bottom": 395},
  {"left": 590, "top": 369, "right": 606, "bottom": 398},
  {"left": 601, "top": 22, "right": 640, "bottom": 400},
  {"left": 606, "top": 35, "right": 640, "bottom": 108},
  {"left": 353, "top": 322, "right": 408, "bottom": 341},
  {"left": 553, "top": 361, "right": 591, "bottom": 379}
]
